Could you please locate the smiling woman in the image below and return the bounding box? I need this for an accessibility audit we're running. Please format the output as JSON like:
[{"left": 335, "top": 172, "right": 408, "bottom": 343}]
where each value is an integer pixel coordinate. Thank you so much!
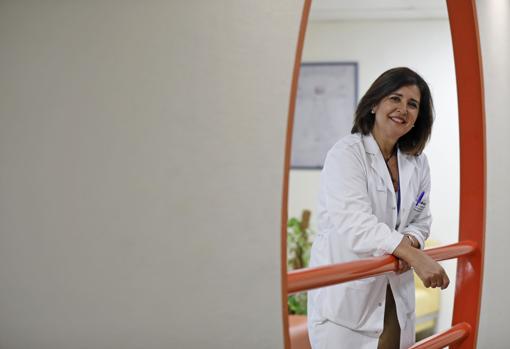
[
  {"left": 371, "top": 85, "right": 422, "bottom": 162},
  {"left": 352, "top": 68, "right": 434, "bottom": 157},
  {"left": 306, "top": 67, "right": 448, "bottom": 349}
]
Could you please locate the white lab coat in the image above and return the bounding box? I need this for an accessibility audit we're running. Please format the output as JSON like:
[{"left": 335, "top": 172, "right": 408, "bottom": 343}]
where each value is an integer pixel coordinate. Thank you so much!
[{"left": 307, "top": 133, "right": 432, "bottom": 349}]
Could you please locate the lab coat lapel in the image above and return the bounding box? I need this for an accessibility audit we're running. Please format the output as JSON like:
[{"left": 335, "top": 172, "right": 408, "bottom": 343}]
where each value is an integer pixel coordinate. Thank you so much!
[
  {"left": 397, "top": 149, "right": 418, "bottom": 226},
  {"left": 363, "top": 134, "right": 395, "bottom": 194}
]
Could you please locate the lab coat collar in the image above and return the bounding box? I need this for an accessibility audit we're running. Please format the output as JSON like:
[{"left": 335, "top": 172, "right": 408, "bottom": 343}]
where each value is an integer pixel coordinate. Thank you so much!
[
  {"left": 362, "top": 132, "right": 382, "bottom": 156},
  {"left": 362, "top": 133, "right": 417, "bottom": 195},
  {"left": 362, "top": 133, "right": 394, "bottom": 194}
]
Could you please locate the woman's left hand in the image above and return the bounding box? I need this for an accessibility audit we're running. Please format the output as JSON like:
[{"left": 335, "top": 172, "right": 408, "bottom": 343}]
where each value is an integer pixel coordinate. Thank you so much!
[
  {"left": 396, "top": 259, "right": 411, "bottom": 274},
  {"left": 396, "top": 235, "right": 414, "bottom": 274}
]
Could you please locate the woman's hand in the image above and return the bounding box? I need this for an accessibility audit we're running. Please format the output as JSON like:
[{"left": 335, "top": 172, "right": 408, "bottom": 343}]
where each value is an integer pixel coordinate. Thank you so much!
[
  {"left": 410, "top": 252, "right": 450, "bottom": 289},
  {"left": 395, "top": 236, "right": 412, "bottom": 274},
  {"left": 396, "top": 259, "right": 411, "bottom": 274},
  {"left": 393, "top": 238, "right": 450, "bottom": 289}
]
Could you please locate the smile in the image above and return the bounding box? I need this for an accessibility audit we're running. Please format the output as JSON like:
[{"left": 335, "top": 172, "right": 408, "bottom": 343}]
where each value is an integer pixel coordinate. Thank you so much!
[{"left": 389, "top": 116, "right": 407, "bottom": 124}]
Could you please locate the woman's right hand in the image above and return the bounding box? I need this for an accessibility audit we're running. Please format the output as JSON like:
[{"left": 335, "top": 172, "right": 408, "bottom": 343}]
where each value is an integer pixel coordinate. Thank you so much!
[
  {"left": 410, "top": 251, "right": 450, "bottom": 289},
  {"left": 393, "top": 239, "right": 450, "bottom": 289}
]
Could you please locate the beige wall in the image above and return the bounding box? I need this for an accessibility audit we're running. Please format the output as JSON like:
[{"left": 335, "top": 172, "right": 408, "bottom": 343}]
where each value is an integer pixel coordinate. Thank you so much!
[
  {"left": 0, "top": 1, "right": 303, "bottom": 348},
  {"left": 476, "top": 0, "right": 510, "bottom": 347}
]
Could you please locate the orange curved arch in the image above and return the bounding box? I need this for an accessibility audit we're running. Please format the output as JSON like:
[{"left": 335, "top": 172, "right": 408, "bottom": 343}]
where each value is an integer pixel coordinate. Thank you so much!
[
  {"left": 282, "top": 0, "right": 485, "bottom": 348},
  {"left": 281, "top": 1, "right": 312, "bottom": 348},
  {"left": 446, "top": 1, "right": 485, "bottom": 348}
]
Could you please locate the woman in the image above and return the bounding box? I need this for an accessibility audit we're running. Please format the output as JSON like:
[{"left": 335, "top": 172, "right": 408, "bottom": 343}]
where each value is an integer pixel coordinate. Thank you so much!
[{"left": 307, "top": 67, "right": 449, "bottom": 349}]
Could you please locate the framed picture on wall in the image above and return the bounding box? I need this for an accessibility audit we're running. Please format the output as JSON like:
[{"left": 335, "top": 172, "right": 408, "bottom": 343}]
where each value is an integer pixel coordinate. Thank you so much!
[{"left": 291, "top": 62, "right": 358, "bottom": 169}]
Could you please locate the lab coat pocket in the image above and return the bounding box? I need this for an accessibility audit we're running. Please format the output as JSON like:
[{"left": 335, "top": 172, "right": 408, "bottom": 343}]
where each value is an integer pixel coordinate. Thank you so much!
[
  {"left": 323, "top": 282, "right": 383, "bottom": 333},
  {"left": 412, "top": 191, "right": 428, "bottom": 213},
  {"left": 406, "top": 195, "right": 427, "bottom": 223},
  {"left": 405, "top": 206, "right": 419, "bottom": 225}
]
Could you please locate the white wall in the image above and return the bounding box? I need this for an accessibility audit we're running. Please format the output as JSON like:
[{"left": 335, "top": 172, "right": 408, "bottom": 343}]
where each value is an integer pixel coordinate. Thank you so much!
[
  {"left": 288, "top": 18, "right": 460, "bottom": 332},
  {"left": 476, "top": 0, "right": 510, "bottom": 347},
  {"left": 0, "top": 1, "right": 303, "bottom": 348}
]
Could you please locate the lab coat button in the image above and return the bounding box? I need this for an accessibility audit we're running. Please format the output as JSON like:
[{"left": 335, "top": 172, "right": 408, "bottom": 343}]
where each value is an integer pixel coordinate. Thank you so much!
[
  {"left": 392, "top": 206, "right": 396, "bottom": 210},
  {"left": 378, "top": 302, "right": 382, "bottom": 307}
]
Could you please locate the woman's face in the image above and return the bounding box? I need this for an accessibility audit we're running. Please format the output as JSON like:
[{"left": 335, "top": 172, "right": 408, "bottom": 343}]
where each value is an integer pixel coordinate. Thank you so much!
[{"left": 372, "top": 84, "right": 421, "bottom": 141}]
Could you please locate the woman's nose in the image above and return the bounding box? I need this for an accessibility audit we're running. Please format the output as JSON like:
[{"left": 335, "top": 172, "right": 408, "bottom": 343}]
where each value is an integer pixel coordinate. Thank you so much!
[{"left": 398, "top": 102, "right": 408, "bottom": 115}]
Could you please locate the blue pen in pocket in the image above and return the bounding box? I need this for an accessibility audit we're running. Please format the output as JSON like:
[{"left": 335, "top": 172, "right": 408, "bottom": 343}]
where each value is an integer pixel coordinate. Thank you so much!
[{"left": 415, "top": 191, "right": 425, "bottom": 207}]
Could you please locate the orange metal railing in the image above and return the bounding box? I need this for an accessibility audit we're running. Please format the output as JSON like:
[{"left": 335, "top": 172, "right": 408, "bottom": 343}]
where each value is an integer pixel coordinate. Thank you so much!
[
  {"left": 410, "top": 322, "right": 471, "bottom": 349},
  {"left": 287, "top": 242, "right": 479, "bottom": 348},
  {"left": 288, "top": 241, "right": 477, "bottom": 295}
]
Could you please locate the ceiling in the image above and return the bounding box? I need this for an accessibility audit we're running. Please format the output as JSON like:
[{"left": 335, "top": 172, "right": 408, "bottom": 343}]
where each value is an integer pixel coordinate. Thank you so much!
[{"left": 310, "top": 0, "right": 449, "bottom": 21}]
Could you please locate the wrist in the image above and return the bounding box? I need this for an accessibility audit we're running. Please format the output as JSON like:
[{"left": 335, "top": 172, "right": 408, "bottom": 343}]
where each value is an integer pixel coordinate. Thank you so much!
[
  {"left": 394, "top": 243, "right": 425, "bottom": 267},
  {"left": 393, "top": 237, "right": 413, "bottom": 259},
  {"left": 405, "top": 234, "right": 419, "bottom": 248}
]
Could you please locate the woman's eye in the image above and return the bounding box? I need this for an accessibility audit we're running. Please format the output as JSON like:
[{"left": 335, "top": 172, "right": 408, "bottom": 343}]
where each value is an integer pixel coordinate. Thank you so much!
[
  {"left": 389, "top": 96, "right": 400, "bottom": 102},
  {"left": 409, "top": 103, "right": 418, "bottom": 109}
]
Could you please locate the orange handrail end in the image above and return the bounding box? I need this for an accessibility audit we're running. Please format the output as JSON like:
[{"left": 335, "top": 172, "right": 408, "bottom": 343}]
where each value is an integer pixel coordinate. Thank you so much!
[{"left": 409, "top": 322, "right": 471, "bottom": 349}]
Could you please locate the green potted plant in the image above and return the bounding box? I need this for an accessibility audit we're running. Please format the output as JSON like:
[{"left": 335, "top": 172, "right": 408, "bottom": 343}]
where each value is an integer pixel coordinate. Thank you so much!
[{"left": 287, "top": 209, "right": 314, "bottom": 315}]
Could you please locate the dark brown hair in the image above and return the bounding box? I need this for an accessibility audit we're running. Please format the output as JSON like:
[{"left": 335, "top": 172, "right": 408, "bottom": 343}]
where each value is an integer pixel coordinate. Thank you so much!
[{"left": 351, "top": 67, "right": 434, "bottom": 155}]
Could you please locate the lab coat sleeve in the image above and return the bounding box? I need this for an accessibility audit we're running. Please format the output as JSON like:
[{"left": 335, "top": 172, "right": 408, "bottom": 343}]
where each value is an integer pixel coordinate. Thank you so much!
[
  {"left": 403, "top": 154, "right": 432, "bottom": 249},
  {"left": 322, "top": 144, "right": 403, "bottom": 256}
]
